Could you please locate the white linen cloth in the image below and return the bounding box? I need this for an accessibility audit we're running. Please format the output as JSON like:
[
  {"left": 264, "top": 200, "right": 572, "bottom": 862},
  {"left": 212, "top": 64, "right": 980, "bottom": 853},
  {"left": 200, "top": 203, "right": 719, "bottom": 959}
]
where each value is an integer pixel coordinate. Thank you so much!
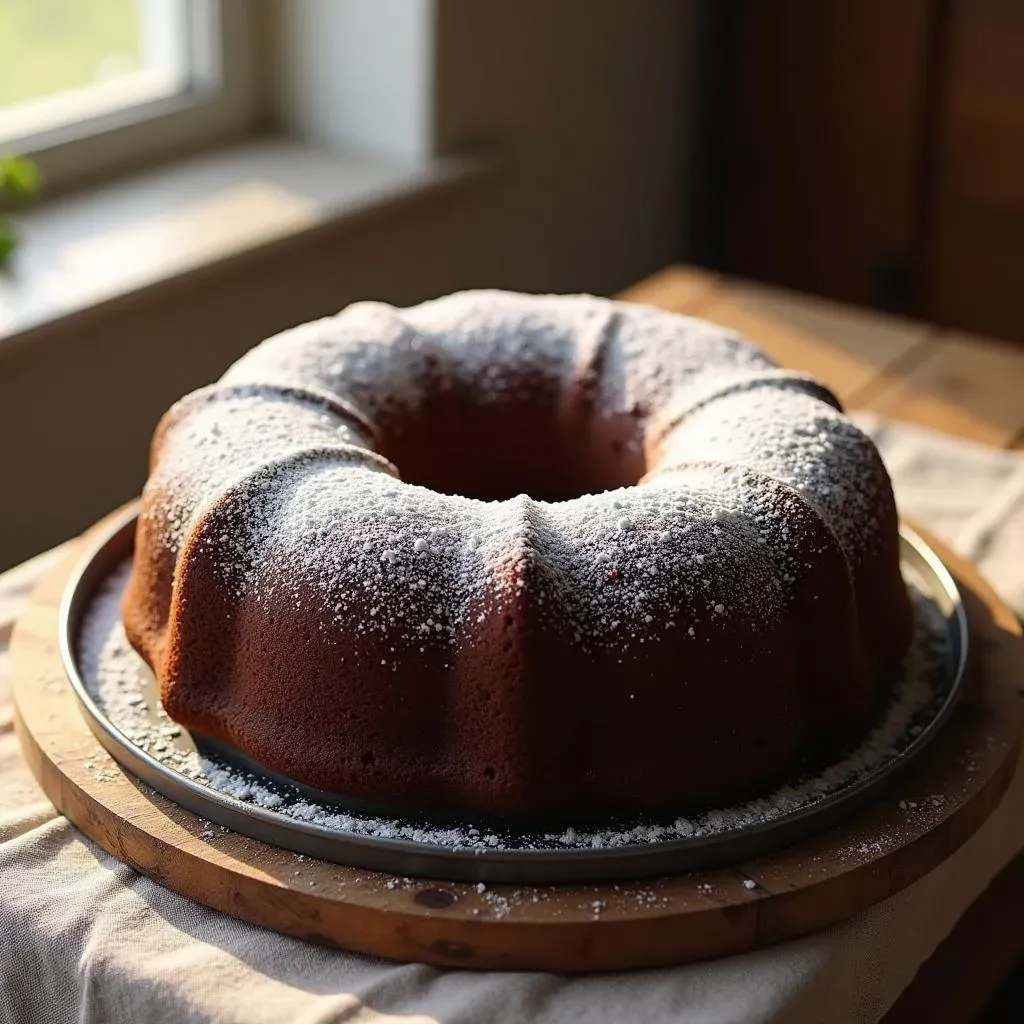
[{"left": 1, "top": 415, "right": 1023, "bottom": 1024}]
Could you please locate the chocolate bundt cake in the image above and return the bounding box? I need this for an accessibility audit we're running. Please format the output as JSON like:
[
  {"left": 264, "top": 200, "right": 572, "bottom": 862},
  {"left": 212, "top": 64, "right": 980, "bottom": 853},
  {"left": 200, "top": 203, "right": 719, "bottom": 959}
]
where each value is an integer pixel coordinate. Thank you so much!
[{"left": 123, "top": 291, "right": 912, "bottom": 819}]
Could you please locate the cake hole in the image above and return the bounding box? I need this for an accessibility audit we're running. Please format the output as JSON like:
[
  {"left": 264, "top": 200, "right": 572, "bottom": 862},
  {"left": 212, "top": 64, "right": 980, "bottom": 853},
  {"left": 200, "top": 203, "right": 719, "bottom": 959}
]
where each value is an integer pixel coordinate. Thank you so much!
[
  {"left": 378, "top": 397, "right": 645, "bottom": 501},
  {"left": 483, "top": 766, "right": 496, "bottom": 780},
  {"left": 360, "top": 750, "right": 376, "bottom": 767}
]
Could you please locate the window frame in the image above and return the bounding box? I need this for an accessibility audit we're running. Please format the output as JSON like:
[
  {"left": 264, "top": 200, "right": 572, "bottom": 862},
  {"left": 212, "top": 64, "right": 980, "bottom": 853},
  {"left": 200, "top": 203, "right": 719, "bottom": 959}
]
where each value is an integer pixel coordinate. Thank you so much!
[{"left": 2, "top": 0, "right": 265, "bottom": 197}]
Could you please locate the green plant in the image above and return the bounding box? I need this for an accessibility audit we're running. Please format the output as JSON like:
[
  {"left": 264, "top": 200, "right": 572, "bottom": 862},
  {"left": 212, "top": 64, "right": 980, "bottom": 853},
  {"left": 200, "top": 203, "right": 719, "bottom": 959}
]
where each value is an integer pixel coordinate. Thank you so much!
[{"left": 0, "top": 154, "right": 41, "bottom": 271}]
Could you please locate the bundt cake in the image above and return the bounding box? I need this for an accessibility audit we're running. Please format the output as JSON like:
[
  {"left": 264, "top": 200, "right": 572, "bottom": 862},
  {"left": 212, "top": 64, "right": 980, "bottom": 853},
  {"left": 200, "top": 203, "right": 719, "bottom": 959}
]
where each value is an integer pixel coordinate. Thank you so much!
[{"left": 123, "top": 290, "right": 912, "bottom": 820}]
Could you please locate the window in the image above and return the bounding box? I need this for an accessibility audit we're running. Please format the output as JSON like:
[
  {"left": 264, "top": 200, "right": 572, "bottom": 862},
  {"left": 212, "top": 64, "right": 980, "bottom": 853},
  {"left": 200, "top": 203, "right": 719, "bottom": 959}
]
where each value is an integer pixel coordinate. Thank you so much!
[
  {"left": 0, "top": 0, "right": 189, "bottom": 142},
  {"left": 0, "top": 0, "right": 261, "bottom": 193}
]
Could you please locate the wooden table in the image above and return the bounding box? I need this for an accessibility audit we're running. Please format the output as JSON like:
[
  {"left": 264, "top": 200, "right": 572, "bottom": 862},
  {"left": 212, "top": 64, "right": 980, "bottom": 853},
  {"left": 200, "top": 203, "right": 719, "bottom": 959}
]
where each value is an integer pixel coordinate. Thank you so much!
[
  {"left": 621, "top": 265, "right": 1024, "bottom": 451},
  {"left": 623, "top": 265, "right": 1024, "bottom": 1023}
]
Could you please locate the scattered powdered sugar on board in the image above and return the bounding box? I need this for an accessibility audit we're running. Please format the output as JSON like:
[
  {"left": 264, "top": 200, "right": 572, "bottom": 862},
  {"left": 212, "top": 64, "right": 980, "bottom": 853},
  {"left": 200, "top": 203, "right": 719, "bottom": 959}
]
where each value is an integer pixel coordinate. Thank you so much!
[{"left": 78, "top": 561, "right": 952, "bottom": 853}]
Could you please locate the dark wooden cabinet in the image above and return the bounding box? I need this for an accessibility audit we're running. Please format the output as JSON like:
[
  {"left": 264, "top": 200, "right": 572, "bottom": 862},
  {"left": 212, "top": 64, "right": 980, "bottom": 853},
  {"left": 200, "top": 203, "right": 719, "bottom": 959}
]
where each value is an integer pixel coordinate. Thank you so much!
[
  {"left": 719, "top": 0, "right": 1024, "bottom": 341},
  {"left": 923, "top": 0, "right": 1024, "bottom": 340}
]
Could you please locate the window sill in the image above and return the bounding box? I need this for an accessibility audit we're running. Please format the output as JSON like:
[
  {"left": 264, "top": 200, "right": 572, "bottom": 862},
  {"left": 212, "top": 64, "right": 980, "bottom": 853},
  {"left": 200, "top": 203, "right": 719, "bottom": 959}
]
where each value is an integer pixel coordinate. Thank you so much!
[{"left": 0, "top": 136, "right": 490, "bottom": 350}]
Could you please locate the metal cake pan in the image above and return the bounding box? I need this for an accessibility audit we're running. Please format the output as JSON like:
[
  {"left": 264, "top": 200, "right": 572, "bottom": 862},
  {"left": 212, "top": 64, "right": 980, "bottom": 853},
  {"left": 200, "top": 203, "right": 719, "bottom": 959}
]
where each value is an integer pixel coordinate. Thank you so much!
[{"left": 59, "top": 506, "right": 969, "bottom": 884}]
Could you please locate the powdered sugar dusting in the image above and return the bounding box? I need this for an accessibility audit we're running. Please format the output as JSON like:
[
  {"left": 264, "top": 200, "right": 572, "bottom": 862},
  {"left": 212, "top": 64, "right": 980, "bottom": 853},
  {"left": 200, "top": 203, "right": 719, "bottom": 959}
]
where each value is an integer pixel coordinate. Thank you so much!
[
  {"left": 79, "top": 562, "right": 952, "bottom": 853},
  {"left": 656, "top": 386, "right": 889, "bottom": 562},
  {"left": 135, "top": 292, "right": 898, "bottom": 664}
]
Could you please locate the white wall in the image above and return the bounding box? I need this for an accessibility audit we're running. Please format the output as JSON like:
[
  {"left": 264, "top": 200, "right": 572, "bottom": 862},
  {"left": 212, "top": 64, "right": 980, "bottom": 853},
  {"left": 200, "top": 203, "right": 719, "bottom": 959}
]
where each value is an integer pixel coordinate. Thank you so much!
[
  {"left": 275, "top": 0, "right": 435, "bottom": 161},
  {"left": 432, "top": 0, "right": 694, "bottom": 294},
  {"left": 276, "top": 0, "right": 695, "bottom": 293}
]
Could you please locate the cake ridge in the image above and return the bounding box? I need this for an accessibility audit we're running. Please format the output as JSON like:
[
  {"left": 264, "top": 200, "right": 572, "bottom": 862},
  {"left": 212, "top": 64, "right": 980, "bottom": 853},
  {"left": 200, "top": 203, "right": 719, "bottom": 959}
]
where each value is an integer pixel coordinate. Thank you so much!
[{"left": 646, "top": 369, "right": 842, "bottom": 452}]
